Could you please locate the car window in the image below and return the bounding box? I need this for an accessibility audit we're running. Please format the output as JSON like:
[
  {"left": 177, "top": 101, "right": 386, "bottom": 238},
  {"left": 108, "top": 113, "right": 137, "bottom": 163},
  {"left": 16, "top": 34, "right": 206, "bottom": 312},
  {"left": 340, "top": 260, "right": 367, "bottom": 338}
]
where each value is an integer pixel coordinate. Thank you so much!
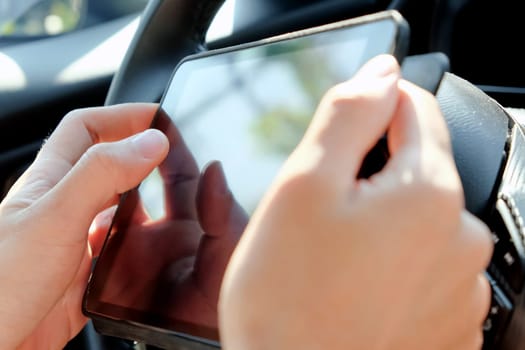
[{"left": 0, "top": 0, "right": 148, "bottom": 38}]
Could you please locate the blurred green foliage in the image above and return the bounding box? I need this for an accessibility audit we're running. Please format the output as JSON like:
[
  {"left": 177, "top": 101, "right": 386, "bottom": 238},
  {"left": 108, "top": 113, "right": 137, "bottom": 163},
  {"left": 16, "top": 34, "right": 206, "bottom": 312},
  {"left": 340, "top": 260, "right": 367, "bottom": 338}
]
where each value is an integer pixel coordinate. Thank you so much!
[
  {"left": 252, "top": 42, "right": 338, "bottom": 156},
  {"left": 255, "top": 106, "right": 311, "bottom": 155},
  {"left": 1, "top": 0, "right": 82, "bottom": 37}
]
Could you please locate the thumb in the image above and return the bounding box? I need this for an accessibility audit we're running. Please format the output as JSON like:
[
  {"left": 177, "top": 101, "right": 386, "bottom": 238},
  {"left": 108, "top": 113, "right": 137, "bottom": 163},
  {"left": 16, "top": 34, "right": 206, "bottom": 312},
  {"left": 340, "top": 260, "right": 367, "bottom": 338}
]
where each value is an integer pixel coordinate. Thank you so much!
[
  {"left": 297, "top": 54, "right": 401, "bottom": 188},
  {"left": 35, "top": 129, "right": 169, "bottom": 241}
]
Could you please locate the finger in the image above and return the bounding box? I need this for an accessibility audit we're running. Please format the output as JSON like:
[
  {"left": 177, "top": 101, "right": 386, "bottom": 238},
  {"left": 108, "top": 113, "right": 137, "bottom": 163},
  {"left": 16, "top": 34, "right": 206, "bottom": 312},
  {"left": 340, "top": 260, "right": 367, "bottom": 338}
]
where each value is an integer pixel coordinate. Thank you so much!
[
  {"left": 295, "top": 54, "right": 400, "bottom": 187},
  {"left": 155, "top": 109, "right": 200, "bottom": 220},
  {"left": 38, "top": 103, "right": 158, "bottom": 168},
  {"left": 387, "top": 79, "right": 451, "bottom": 154},
  {"left": 194, "top": 161, "right": 248, "bottom": 302},
  {"left": 5, "top": 104, "right": 158, "bottom": 207},
  {"left": 11, "top": 104, "right": 158, "bottom": 203},
  {"left": 461, "top": 212, "right": 494, "bottom": 271},
  {"left": 88, "top": 206, "right": 117, "bottom": 256},
  {"left": 33, "top": 129, "right": 169, "bottom": 243},
  {"left": 422, "top": 211, "right": 493, "bottom": 306},
  {"left": 385, "top": 80, "right": 458, "bottom": 188}
]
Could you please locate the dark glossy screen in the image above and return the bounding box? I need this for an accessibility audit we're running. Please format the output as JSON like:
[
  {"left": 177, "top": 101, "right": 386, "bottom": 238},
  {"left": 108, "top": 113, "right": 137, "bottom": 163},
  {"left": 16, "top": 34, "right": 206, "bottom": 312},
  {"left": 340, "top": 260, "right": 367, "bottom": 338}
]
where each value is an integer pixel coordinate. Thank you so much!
[{"left": 85, "top": 17, "right": 401, "bottom": 343}]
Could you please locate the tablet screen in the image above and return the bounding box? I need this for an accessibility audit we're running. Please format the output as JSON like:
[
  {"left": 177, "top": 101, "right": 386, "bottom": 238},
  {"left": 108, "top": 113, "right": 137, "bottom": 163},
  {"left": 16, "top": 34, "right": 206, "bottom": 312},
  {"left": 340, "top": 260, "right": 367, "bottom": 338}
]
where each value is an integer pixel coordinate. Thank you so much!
[{"left": 85, "top": 14, "right": 407, "bottom": 345}]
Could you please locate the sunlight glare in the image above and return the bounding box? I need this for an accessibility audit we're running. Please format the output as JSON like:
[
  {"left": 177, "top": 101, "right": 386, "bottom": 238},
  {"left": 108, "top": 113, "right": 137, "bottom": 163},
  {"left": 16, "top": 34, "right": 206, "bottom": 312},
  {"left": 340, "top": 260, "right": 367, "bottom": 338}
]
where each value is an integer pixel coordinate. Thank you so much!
[
  {"left": 56, "top": 17, "right": 140, "bottom": 84},
  {"left": 206, "top": 0, "right": 236, "bottom": 42},
  {"left": 0, "top": 52, "right": 27, "bottom": 91}
]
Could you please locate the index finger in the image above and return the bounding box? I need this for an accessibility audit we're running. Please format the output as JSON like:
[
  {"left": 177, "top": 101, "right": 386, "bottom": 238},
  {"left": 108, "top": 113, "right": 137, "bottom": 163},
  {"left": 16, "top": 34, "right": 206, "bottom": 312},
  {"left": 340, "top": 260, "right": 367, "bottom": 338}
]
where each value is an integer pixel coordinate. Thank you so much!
[
  {"left": 6, "top": 104, "right": 158, "bottom": 203},
  {"left": 386, "top": 80, "right": 459, "bottom": 189},
  {"left": 291, "top": 55, "right": 401, "bottom": 191},
  {"left": 36, "top": 103, "right": 158, "bottom": 175}
]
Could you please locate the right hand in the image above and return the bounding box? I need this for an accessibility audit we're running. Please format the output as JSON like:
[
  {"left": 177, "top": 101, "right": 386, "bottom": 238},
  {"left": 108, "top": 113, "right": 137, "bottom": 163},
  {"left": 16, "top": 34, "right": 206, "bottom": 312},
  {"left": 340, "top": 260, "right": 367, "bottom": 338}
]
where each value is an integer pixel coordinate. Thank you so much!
[{"left": 219, "top": 54, "right": 493, "bottom": 349}]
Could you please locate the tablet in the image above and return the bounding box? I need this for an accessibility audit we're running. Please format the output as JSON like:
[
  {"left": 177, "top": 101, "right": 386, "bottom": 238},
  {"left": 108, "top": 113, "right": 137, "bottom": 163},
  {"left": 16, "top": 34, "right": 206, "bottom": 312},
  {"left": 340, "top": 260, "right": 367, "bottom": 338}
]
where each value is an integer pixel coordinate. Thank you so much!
[{"left": 83, "top": 10, "right": 409, "bottom": 349}]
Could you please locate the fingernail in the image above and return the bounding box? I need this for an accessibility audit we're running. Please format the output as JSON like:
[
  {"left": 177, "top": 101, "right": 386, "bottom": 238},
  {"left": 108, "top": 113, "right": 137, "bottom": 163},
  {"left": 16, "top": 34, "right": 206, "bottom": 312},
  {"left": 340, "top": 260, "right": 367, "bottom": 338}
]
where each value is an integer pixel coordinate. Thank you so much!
[
  {"left": 132, "top": 129, "right": 167, "bottom": 159},
  {"left": 356, "top": 54, "right": 399, "bottom": 79}
]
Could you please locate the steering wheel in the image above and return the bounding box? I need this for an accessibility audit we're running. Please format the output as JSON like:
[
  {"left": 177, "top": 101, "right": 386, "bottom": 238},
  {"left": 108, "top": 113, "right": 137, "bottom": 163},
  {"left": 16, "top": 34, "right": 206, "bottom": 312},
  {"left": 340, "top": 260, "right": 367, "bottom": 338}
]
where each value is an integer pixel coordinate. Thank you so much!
[{"left": 98, "top": 0, "right": 525, "bottom": 349}]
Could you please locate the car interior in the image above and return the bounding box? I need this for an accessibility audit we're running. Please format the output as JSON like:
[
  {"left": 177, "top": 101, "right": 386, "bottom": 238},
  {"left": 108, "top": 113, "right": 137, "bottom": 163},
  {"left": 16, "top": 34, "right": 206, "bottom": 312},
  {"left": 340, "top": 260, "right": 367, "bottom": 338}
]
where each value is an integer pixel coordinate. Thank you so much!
[{"left": 1, "top": 0, "right": 524, "bottom": 349}]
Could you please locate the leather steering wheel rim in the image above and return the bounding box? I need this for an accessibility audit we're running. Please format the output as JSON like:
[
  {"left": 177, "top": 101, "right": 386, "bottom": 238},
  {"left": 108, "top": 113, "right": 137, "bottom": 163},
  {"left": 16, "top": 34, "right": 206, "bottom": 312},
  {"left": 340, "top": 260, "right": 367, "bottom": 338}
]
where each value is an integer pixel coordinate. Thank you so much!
[{"left": 105, "top": 0, "right": 225, "bottom": 105}]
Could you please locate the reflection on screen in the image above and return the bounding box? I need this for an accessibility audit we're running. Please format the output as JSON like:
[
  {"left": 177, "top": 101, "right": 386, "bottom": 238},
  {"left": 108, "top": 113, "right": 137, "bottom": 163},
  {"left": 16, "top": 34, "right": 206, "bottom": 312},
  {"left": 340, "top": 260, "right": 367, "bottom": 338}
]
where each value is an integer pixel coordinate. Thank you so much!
[
  {"left": 88, "top": 18, "right": 397, "bottom": 342},
  {"left": 160, "top": 35, "right": 369, "bottom": 214}
]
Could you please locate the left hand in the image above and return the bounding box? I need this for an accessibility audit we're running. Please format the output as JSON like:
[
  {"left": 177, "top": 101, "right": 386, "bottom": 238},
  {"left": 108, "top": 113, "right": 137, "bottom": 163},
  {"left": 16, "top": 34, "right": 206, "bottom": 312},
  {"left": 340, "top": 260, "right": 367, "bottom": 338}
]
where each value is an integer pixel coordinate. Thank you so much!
[{"left": 0, "top": 104, "right": 169, "bottom": 349}]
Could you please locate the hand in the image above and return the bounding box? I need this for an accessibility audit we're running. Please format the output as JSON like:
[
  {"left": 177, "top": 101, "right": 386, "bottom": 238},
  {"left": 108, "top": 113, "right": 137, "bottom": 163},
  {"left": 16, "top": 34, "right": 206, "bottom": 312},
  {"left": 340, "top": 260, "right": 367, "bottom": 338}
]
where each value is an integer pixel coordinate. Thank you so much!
[
  {"left": 0, "top": 104, "right": 169, "bottom": 349},
  {"left": 219, "top": 55, "right": 493, "bottom": 349},
  {"left": 90, "top": 111, "right": 247, "bottom": 330}
]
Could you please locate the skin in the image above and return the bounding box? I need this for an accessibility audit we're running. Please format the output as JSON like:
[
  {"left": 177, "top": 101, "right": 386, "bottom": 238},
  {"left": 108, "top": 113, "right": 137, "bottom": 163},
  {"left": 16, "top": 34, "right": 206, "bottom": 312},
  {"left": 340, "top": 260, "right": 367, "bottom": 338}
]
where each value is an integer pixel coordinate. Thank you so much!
[
  {"left": 0, "top": 101, "right": 245, "bottom": 349},
  {"left": 0, "top": 55, "right": 492, "bottom": 349},
  {"left": 219, "top": 55, "right": 493, "bottom": 350},
  {"left": 0, "top": 104, "right": 169, "bottom": 349}
]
